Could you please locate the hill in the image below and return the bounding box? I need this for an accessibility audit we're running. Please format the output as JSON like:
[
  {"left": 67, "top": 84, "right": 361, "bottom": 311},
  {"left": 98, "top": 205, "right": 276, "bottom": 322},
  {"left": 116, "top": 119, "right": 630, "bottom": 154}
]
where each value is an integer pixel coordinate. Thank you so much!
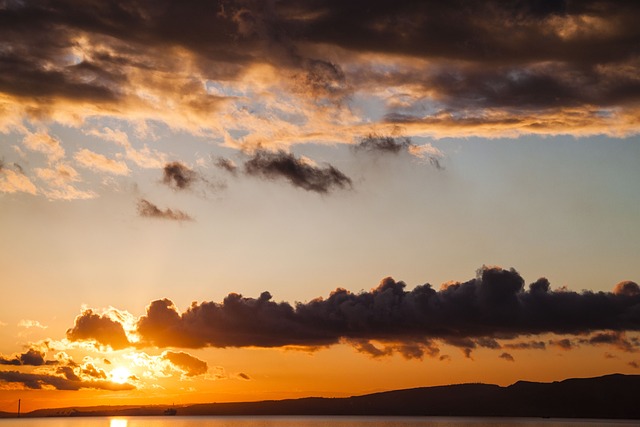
[{"left": 18, "top": 373, "right": 640, "bottom": 419}]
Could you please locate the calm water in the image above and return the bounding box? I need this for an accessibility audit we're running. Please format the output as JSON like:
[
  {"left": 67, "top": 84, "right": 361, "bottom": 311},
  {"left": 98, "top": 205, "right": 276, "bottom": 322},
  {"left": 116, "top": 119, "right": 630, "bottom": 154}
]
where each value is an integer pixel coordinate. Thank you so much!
[{"left": 0, "top": 416, "right": 637, "bottom": 427}]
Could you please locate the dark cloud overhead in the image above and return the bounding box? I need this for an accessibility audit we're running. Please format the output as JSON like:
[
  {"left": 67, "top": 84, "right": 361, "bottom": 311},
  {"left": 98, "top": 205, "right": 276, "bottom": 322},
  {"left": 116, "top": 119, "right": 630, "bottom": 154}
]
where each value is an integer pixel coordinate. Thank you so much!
[
  {"left": 132, "top": 267, "right": 640, "bottom": 358},
  {"left": 244, "top": 149, "right": 352, "bottom": 194},
  {"left": 1, "top": 0, "right": 636, "bottom": 136},
  {"left": 137, "top": 199, "right": 193, "bottom": 221}
]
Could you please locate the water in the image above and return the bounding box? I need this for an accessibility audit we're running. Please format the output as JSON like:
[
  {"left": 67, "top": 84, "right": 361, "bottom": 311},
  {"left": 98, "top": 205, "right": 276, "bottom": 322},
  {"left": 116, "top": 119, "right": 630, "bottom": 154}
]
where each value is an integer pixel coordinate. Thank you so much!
[{"left": 0, "top": 416, "right": 637, "bottom": 427}]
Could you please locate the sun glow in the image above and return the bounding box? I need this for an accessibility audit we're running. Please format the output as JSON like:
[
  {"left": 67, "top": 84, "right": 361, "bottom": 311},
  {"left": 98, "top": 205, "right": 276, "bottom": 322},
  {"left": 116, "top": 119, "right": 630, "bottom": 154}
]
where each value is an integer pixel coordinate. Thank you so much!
[{"left": 110, "top": 366, "right": 131, "bottom": 384}]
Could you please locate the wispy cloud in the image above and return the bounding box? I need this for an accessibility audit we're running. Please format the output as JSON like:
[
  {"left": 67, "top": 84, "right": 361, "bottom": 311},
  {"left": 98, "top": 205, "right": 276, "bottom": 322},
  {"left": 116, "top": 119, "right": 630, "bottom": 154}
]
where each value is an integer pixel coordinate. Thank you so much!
[
  {"left": 74, "top": 149, "right": 130, "bottom": 175},
  {"left": 244, "top": 149, "right": 352, "bottom": 194},
  {"left": 18, "top": 319, "right": 48, "bottom": 329},
  {"left": 137, "top": 199, "right": 194, "bottom": 222}
]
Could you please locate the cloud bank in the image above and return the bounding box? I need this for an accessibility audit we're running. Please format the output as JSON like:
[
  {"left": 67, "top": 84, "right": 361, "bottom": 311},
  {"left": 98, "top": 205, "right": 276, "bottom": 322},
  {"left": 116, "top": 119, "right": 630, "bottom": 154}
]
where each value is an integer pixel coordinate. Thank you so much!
[
  {"left": 1, "top": 0, "right": 637, "bottom": 146},
  {"left": 65, "top": 267, "right": 640, "bottom": 358}
]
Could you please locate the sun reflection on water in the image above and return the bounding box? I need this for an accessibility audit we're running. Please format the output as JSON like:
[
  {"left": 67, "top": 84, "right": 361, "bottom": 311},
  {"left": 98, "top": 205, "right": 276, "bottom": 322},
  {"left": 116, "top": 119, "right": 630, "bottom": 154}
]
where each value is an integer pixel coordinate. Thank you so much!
[{"left": 110, "top": 419, "right": 127, "bottom": 427}]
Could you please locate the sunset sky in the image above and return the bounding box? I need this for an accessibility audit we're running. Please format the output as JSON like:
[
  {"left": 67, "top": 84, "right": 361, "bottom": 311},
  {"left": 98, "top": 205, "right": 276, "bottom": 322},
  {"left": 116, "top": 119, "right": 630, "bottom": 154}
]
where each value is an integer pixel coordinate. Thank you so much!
[{"left": 1, "top": 0, "right": 640, "bottom": 413}]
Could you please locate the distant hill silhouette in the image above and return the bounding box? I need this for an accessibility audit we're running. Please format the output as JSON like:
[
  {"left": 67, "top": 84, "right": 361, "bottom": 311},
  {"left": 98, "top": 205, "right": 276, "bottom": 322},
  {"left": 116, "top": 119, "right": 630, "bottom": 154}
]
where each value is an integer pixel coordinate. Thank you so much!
[{"left": 11, "top": 373, "right": 640, "bottom": 419}]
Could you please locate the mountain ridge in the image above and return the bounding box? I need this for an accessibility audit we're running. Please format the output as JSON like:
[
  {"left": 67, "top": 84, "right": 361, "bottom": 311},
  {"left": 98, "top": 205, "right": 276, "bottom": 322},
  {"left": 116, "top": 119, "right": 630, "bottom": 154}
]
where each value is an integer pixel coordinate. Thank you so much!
[{"left": 7, "top": 373, "right": 639, "bottom": 419}]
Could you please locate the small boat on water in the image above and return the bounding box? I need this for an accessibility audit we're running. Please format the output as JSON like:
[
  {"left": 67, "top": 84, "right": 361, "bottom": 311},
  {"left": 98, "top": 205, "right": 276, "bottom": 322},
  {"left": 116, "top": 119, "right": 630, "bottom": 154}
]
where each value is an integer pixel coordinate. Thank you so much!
[{"left": 163, "top": 408, "right": 177, "bottom": 416}]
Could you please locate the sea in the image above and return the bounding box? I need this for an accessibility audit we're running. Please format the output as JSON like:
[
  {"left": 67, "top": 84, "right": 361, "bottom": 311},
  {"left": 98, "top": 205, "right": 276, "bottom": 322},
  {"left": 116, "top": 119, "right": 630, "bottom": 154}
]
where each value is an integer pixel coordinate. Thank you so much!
[{"left": 0, "top": 416, "right": 637, "bottom": 427}]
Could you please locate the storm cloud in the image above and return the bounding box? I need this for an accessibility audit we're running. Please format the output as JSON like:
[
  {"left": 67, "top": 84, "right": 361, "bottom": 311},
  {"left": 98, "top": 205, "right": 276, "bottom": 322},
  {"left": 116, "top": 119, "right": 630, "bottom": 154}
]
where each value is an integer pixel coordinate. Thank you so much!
[
  {"left": 244, "top": 150, "right": 352, "bottom": 194},
  {"left": 129, "top": 267, "right": 640, "bottom": 357}
]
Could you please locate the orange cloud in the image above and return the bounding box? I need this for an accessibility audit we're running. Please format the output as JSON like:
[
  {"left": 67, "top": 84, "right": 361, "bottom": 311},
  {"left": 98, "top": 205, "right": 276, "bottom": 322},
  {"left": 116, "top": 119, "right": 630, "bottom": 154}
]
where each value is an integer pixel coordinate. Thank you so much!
[
  {"left": 74, "top": 149, "right": 130, "bottom": 175},
  {"left": 161, "top": 351, "right": 208, "bottom": 377},
  {"left": 66, "top": 309, "right": 131, "bottom": 350}
]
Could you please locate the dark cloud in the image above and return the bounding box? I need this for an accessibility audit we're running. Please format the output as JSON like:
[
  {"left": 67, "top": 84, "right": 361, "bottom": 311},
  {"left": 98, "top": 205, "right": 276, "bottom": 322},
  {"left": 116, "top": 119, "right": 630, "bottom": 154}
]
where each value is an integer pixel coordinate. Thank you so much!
[
  {"left": 66, "top": 309, "right": 131, "bottom": 350},
  {"left": 56, "top": 366, "right": 81, "bottom": 381},
  {"left": 162, "top": 351, "right": 208, "bottom": 377},
  {"left": 550, "top": 338, "right": 574, "bottom": 350},
  {"left": 133, "top": 266, "right": 640, "bottom": 358},
  {"left": 0, "top": 370, "right": 134, "bottom": 391},
  {"left": 630, "top": 361, "right": 639, "bottom": 369},
  {"left": 244, "top": 149, "right": 352, "bottom": 194},
  {"left": 354, "top": 134, "right": 443, "bottom": 169},
  {"left": 82, "top": 363, "right": 107, "bottom": 379},
  {"left": 0, "top": 348, "right": 57, "bottom": 366},
  {"left": 137, "top": 199, "right": 193, "bottom": 222},
  {"left": 504, "top": 341, "right": 546, "bottom": 350},
  {"left": 580, "top": 332, "right": 635, "bottom": 352},
  {"left": 476, "top": 337, "right": 501, "bottom": 349},
  {"left": 215, "top": 157, "right": 238, "bottom": 174},
  {"left": 355, "top": 134, "right": 412, "bottom": 154},
  {"left": 162, "top": 162, "right": 198, "bottom": 190},
  {"left": 0, "top": 0, "right": 640, "bottom": 135},
  {"left": 499, "top": 352, "right": 515, "bottom": 362},
  {"left": 614, "top": 281, "right": 640, "bottom": 297},
  {"left": 236, "top": 372, "right": 251, "bottom": 380}
]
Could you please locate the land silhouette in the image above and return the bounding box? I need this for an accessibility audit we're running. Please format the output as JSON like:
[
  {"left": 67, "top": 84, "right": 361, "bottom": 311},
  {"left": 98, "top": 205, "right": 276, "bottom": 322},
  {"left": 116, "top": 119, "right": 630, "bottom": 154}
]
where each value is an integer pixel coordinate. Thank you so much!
[{"left": 1, "top": 374, "right": 638, "bottom": 419}]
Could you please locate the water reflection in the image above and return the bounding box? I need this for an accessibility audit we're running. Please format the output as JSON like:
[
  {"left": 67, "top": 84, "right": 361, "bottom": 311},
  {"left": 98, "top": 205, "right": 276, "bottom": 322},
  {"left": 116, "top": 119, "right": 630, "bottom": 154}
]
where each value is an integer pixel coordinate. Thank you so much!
[{"left": 110, "top": 419, "right": 128, "bottom": 427}]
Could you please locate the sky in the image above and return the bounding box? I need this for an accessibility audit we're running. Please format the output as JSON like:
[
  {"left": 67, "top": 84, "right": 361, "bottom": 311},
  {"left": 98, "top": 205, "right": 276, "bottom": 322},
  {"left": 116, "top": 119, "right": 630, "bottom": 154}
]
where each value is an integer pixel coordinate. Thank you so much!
[{"left": 1, "top": 0, "right": 640, "bottom": 413}]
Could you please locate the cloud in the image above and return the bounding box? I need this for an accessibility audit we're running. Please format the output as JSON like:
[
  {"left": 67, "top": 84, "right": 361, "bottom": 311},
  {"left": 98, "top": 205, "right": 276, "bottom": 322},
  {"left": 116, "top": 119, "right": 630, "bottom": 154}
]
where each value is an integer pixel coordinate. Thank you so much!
[
  {"left": 162, "top": 162, "right": 198, "bottom": 190},
  {"left": 235, "top": 372, "right": 251, "bottom": 381},
  {"left": 22, "top": 132, "right": 65, "bottom": 164},
  {"left": 131, "top": 266, "right": 640, "bottom": 358},
  {"left": 74, "top": 148, "right": 130, "bottom": 175},
  {"left": 550, "top": 338, "right": 575, "bottom": 350},
  {"left": 17, "top": 319, "right": 48, "bottom": 329},
  {"left": 580, "top": 331, "right": 635, "bottom": 352},
  {"left": 34, "top": 163, "right": 97, "bottom": 200},
  {"left": 0, "top": 370, "right": 134, "bottom": 391},
  {"left": 499, "top": 352, "right": 515, "bottom": 362},
  {"left": 504, "top": 341, "right": 546, "bottom": 350},
  {"left": 354, "top": 133, "right": 443, "bottom": 168},
  {"left": 87, "top": 128, "right": 167, "bottom": 169},
  {"left": 66, "top": 309, "right": 131, "bottom": 350},
  {"left": 244, "top": 149, "right": 352, "bottom": 194},
  {"left": 0, "top": 348, "right": 57, "bottom": 366},
  {"left": 355, "top": 134, "right": 413, "bottom": 154},
  {"left": 0, "top": 0, "right": 637, "bottom": 149},
  {"left": 215, "top": 157, "right": 238, "bottom": 174},
  {"left": 137, "top": 199, "right": 194, "bottom": 222},
  {"left": 614, "top": 281, "right": 640, "bottom": 297},
  {"left": 0, "top": 163, "right": 37, "bottom": 195},
  {"left": 161, "top": 351, "right": 208, "bottom": 377}
]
